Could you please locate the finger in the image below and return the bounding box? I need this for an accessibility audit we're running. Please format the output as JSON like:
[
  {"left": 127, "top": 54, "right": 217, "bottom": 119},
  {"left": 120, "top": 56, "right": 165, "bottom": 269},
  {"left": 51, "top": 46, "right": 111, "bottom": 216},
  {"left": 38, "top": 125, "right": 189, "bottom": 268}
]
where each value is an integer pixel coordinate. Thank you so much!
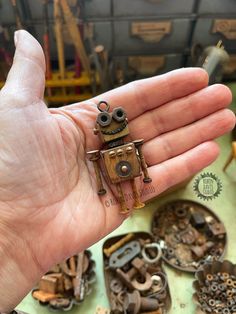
[
  {"left": 143, "top": 109, "right": 235, "bottom": 166},
  {"left": 91, "top": 68, "right": 208, "bottom": 119},
  {"left": 141, "top": 141, "right": 219, "bottom": 202},
  {"left": 128, "top": 84, "right": 232, "bottom": 142},
  {"left": 1, "top": 30, "right": 46, "bottom": 100}
]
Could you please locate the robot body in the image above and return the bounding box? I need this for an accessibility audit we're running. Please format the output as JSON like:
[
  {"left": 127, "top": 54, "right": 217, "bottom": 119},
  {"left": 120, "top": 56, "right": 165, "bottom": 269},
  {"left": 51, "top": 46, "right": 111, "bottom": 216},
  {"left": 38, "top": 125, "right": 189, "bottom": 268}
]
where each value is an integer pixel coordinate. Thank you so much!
[{"left": 87, "top": 101, "right": 151, "bottom": 213}]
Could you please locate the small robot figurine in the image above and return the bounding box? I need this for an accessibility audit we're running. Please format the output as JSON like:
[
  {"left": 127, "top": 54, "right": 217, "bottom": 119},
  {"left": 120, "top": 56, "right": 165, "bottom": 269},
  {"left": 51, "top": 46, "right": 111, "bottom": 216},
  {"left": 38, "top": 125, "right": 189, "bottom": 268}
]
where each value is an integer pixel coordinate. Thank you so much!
[{"left": 87, "top": 101, "right": 152, "bottom": 214}]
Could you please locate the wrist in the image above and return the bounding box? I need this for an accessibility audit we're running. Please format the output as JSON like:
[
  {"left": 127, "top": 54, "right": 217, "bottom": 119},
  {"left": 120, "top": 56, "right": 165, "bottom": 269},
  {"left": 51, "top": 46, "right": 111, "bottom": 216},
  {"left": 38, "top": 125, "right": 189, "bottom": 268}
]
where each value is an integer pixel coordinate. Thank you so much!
[{"left": 0, "top": 220, "right": 44, "bottom": 312}]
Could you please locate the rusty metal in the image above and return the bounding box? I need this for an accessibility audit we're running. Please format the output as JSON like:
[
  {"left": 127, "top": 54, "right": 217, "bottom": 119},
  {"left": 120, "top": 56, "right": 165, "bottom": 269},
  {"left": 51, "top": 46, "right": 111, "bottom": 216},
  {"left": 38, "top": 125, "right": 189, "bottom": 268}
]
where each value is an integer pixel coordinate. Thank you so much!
[
  {"left": 109, "top": 240, "right": 141, "bottom": 269},
  {"left": 124, "top": 290, "right": 159, "bottom": 314},
  {"left": 110, "top": 278, "right": 123, "bottom": 294},
  {"left": 131, "top": 272, "right": 153, "bottom": 292},
  {"left": 87, "top": 102, "right": 152, "bottom": 213},
  {"left": 142, "top": 243, "right": 162, "bottom": 264},
  {"left": 32, "top": 250, "right": 95, "bottom": 311},
  {"left": 116, "top": 266, "right": 138, "bottom": 289},
  {"left": 152, "top": 200, "right": 227, "bottom": 272},
  {"left": 49, "top": 298, "right": 71, "bottom": 310},
  {"left": 103, "top": 233, "right": 134, "bottom": 257},
  {"left": 103, "top": 232, "right": 171, "bottom": 314},
  {"left": 193, "top": 260, "right": 236, "bottom": 314},
  {"left": 74, "top": 252, "right": 85, "bottom": 301}
]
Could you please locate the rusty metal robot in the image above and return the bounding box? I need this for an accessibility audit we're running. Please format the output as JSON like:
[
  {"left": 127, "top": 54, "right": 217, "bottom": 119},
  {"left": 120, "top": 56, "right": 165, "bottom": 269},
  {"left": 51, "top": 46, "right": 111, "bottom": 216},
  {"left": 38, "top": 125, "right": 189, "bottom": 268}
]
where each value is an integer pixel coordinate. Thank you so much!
[{"left": 87, "top": 101, "right": 152, "bottom": 213}]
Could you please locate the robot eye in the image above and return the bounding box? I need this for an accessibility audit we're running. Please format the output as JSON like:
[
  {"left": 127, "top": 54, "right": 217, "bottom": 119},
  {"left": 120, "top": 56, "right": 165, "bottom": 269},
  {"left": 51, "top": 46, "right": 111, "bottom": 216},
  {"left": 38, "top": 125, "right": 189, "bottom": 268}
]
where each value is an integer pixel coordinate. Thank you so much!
[
  {"left": 112, "top": 107, "right": 126, "bottom": 122},
  {"left": 97, "top": 112, "right": 112, "bottom": 127}
]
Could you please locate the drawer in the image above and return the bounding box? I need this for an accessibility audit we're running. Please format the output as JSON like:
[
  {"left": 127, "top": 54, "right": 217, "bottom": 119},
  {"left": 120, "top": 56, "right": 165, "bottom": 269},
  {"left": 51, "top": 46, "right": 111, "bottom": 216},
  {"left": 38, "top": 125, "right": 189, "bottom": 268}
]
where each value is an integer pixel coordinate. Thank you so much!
[
  {"left": 113, "top": 19, "right": 192, "bottom": 54},
  {"left": 113, "top": 0, "right": 196, "bottom": 17},
  {"left": 198, "top": 0, "right": 236, "bottom": 14},
  {"left": 0, "top": 1, "right": 18, "bottom": 24},
  {"left": 113, "top": 54, "right": 183, "bottom": 81},
  {"left": 83, "top": 0, "right": 111, "bottom": 18},
  {"left": 192, "top": 18, "right": 236, "bottom": 51}
]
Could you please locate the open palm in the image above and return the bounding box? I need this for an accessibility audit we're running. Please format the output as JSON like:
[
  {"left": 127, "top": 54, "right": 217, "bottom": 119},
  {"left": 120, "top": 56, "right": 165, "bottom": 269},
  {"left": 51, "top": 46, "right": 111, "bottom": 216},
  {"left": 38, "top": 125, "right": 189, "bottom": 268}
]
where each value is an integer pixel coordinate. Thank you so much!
[{"left": 0, "top": 30, "right": 235, "bottom": 311}]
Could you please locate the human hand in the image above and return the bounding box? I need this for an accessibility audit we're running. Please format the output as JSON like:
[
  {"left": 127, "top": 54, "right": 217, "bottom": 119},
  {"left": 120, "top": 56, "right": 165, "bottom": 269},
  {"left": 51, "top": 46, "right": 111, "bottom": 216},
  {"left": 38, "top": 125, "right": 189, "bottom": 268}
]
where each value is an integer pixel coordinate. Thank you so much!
[{"left": 0, "top": 30, "right": 235, "bottom": 311}]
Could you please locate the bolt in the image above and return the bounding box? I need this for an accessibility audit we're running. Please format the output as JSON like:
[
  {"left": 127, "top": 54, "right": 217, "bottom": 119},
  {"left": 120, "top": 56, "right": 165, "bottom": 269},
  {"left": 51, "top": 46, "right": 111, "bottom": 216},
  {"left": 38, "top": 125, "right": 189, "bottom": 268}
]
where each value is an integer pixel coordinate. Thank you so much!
[{"left": 124, "top": 290, "right": 159, "bottom": 314}]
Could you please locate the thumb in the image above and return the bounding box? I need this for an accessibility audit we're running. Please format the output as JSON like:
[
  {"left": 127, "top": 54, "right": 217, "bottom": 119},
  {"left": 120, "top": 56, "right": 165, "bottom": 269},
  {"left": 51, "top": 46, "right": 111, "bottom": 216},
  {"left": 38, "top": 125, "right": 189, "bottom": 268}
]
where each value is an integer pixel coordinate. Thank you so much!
[{"left": 1, "top": 30, "right": 46, "bottom": 100}]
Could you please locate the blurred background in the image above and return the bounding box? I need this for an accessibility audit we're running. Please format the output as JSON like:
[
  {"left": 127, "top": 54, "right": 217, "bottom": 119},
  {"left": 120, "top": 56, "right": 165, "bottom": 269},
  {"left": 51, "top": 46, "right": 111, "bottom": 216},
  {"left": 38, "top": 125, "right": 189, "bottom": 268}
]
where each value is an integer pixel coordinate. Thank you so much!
[{"left": 1, "top": 0, "right": 236, "bottom": 107}]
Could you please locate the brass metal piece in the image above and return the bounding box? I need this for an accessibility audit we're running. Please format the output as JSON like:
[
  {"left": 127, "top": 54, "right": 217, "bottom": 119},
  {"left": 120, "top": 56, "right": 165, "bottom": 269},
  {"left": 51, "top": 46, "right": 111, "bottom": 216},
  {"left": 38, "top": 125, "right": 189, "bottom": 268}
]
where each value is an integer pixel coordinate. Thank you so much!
[
  {"left": 32, "top": 290, "right": 62, "bottom": 303},
  {"left": 87, "top": 150, "right": 106, "bottom": 195},
  {"left": 39, "top": 275, "right": 59, "bottom": 294},
  {"left": 103, "top": 233, "right": 134, "bottom": 257},
  {"left": 206, "top": 274, "right": 213, "bottom": 281},
  {"left": 133, "top": 139, "right": 152, "bottom": 183},
  {"left": 131, "top": 178, "right": 145, "bottom": 209}
]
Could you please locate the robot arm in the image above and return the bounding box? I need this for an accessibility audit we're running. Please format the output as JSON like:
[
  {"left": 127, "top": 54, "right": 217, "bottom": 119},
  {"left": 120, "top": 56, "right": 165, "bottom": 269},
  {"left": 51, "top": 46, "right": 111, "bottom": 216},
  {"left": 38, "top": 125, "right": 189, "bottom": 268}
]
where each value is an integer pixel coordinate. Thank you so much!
[
  {"left": 133, "top": 140, "right": 152, "bottom": 183},
  {"left": 87, "top": 150, "right": 106, "bottom": 195}
]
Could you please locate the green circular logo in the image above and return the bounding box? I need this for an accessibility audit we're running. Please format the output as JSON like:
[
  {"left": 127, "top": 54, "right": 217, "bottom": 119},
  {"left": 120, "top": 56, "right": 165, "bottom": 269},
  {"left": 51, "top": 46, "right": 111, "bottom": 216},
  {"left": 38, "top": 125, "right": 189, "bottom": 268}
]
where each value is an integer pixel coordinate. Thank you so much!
[{"left": 193, "top": 172, "right": 222, "bottom": 201}]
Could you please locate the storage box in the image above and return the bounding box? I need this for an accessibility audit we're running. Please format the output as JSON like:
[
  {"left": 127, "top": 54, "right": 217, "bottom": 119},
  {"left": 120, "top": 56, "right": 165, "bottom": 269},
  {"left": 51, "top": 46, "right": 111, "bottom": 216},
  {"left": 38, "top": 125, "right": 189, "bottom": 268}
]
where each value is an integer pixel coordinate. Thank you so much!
[
  {"left": 113, "top": 18, "right": 192, "bottom": 54},
  {"left": 113, "top": 0, "right": 197, "bottom": 17},
  {"left": 198, "top": 0, "right": 236, "bottom": 15},
  {"left": 113, "top": 54, "right": 183, "bottom": 81},
  {"left": 83, "top": 0, "right": 111, "bottom": 18}
]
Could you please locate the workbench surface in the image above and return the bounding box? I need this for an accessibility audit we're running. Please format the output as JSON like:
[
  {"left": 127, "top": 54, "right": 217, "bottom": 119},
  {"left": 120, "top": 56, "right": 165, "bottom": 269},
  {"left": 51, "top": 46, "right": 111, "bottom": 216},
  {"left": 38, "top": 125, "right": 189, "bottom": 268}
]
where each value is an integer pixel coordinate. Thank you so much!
[{"left": 18, "top": 83, "right": 236, "bottom": 314}]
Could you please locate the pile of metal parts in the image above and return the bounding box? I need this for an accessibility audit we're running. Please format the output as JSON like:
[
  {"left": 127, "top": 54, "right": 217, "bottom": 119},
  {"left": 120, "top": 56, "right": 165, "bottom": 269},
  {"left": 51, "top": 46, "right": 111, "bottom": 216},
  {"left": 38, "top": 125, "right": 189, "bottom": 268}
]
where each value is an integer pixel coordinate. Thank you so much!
[
  {"left": 152, "top": 200, "right": 227, "bottom": 272},
  {"left": 32, "top": 250, "right": 96, "bottom": 311},
  {"left": 103, "top": 232, "right": 171, "bottom": 314},
  {"left": 193, "top": 260, "right": 236, "bottom": 314}
]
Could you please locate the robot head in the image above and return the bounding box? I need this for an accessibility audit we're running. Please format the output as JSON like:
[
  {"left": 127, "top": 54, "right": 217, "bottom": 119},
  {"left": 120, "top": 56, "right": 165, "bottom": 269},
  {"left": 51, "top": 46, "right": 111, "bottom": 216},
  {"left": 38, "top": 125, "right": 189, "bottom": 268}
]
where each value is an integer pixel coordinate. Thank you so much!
[{"left": 94, "top": 101, "right": 129, "bottom": 143}]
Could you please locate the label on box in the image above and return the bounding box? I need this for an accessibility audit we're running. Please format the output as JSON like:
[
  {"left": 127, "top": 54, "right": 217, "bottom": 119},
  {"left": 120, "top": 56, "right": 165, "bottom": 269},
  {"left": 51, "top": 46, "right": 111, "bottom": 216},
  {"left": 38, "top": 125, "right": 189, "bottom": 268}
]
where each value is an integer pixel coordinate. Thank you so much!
[
  {"left": 128, "top": 56, "right": 165, "bottom": 75},
  {"left": 131, "top": 21, "right": 171, "bottom": 43},
  {"left": 212, "top": 19, "right": 236, "bottom": 40}
]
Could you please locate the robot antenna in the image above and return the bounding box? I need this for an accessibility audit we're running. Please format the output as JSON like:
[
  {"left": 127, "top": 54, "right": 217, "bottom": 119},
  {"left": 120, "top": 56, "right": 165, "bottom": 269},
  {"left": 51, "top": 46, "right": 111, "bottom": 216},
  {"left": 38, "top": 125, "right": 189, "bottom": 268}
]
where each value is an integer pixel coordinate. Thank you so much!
[{"left": 97, "top": 101, "right": 110, "bottom": 112}]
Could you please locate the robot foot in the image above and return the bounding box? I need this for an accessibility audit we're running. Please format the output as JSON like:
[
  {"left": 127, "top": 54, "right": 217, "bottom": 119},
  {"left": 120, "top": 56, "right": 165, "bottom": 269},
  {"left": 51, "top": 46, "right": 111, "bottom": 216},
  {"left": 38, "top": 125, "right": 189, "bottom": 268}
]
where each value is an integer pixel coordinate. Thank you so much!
[{"left": 133, "top": 201, "right": 145, "bottom": 209}]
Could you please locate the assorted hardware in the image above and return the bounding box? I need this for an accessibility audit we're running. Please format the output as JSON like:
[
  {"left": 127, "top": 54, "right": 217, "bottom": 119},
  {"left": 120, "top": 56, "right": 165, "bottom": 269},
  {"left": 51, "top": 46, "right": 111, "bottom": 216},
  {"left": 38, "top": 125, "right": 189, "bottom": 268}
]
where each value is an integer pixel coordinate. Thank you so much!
[
  {"left": 193, "top": 260, "right": 236, "bottom": 314},
  {"left": 87, "top": 101, "right": 152, "bottom": 213},
  {"left": 32, "top": 250, "right": 96, "bottom": 311},
  {"left": 151, "top": 200, "right": 227, "bottom": 272},
  {"left": 103, "top": 232, "right": 171, "bottom": 314}
]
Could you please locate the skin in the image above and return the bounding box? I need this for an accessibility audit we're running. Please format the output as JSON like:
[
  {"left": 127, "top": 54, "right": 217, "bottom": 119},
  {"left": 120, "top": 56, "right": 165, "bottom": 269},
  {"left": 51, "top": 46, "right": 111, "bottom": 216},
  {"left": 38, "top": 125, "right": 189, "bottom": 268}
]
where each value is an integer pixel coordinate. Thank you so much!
[{"left": 0, "top": 30, "right": 235, "bottom": 312}]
